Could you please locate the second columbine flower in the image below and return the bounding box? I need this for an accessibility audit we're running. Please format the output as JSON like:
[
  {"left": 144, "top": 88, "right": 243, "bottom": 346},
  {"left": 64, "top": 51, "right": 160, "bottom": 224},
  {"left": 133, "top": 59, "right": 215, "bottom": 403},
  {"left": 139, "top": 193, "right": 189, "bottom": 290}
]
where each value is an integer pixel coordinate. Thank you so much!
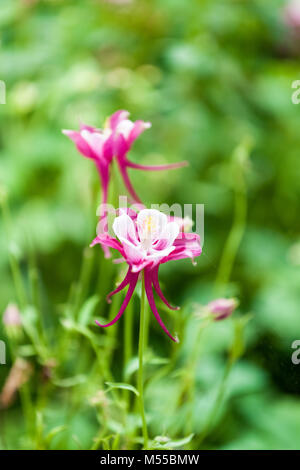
[{"left": 63, "top": 110, "right": 188, "bottom": 206}]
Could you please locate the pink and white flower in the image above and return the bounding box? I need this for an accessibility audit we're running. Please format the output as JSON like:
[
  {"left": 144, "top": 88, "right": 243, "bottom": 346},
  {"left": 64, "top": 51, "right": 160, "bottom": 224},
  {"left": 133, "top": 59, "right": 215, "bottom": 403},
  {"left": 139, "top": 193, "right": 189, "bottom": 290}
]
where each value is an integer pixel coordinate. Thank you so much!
[
  {"left": 63, "top": 110, "right": 188, "bottom": 206},
  {"left": 91, "top": 208, "right": 202, "bottom": 342}
]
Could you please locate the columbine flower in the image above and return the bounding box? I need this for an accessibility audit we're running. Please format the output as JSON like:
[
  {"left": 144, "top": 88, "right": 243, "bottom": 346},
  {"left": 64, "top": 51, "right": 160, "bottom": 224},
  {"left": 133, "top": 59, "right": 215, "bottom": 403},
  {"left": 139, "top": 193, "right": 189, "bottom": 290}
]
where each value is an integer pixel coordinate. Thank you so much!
[
  {"left": 91, "top": 208, "right": 202, "bottom": 342},
  {"left": 63, "top": 110, "right": 188, "bottom": 206},
  {"left": 206, "top": 298, "right": 238, "bottom": 321}
]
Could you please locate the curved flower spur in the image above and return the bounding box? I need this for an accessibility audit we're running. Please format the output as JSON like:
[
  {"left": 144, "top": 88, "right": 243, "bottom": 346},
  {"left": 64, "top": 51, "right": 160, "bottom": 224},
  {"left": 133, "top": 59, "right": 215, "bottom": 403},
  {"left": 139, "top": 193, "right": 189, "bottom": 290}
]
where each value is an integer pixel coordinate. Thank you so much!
[
  {"left": 63, "top": 110, "right": 188, "bottom": 206},
  {"left": 91, "top": 209, "right": 202, "bottom": 342}
]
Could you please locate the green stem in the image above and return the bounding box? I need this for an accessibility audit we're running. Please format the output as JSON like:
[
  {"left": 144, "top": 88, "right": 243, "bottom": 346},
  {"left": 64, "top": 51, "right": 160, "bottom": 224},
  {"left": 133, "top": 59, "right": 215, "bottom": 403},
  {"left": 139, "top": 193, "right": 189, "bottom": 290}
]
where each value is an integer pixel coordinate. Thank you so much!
[
  {"left": 184, "top": 318, "right": 212, "bottom": 434},
  {"left": 106, "top": 280, "right": 122, "bottom": 370},
  {"left": 137, "top": 271, "right": 149, "bottom": 449},
  {"left": 124, "top": 299, "right": 133, "bottom": 380},
  {"left": 197, "top": 359, "right": 232, "bottom": 445},
  {"left": 27, "top": 249, "right": 48, "bottom": 352},
  {"left": 123, "top": 297, "right": 134, "bottom": 414},
  {"left": 214, "top": 139, "right": 250, "bottom": 296},
  {"left": 1, "top": 198, "right": 27, "bottom": 310},
  {"left": 143, "top": 300, "right": 150, "bottom": 353},
  {"left": 73, "top": 247, "right": 94, "bottom": 318},
  {"left": 1, "top": 197, "right": 39, "bottom": 443}
]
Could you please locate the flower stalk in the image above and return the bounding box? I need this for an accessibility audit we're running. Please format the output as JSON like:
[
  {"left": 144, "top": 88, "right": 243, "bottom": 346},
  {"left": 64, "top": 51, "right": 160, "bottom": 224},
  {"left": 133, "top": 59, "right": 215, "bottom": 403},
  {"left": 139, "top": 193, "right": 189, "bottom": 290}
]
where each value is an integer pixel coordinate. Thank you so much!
[
  {"left": 137, "top": 271, "right": 149, "bottom": 449},
  {"left": 214, "top": 138, "right": 250, "bottom": 295},
  {"left": 197, "top": 359, "right": 232, "bottom": 446},
  {"left": 0, "top": 197, "right": 27, "bottom": 310}
]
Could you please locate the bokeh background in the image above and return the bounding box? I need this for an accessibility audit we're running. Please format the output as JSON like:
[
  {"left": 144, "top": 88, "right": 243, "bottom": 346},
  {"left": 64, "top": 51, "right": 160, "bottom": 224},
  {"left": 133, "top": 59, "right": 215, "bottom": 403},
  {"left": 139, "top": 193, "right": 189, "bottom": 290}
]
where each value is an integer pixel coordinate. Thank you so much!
[{"left": 0, "top": 0, "right": 300, "bottom": 450}]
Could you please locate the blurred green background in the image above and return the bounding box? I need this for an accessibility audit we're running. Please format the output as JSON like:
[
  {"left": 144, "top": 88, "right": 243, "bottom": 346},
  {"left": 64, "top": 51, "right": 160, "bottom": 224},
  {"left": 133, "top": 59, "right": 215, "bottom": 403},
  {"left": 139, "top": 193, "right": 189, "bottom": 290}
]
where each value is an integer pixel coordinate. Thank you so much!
[{"left": 0, "top": 0, "right": 300, "bottom": 450}]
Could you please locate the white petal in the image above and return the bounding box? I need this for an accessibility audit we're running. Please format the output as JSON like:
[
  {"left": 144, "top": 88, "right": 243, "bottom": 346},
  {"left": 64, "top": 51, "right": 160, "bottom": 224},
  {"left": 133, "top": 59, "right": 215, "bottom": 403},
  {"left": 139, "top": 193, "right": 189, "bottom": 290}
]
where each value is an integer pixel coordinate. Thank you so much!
[
  {"left": 162, "top": 222, "right": 180, "bottom": 246},
  {"left": 113, "top": 214, "right": 138, "bottom": 245},
  {"left": 81, "top": 129, "right": 107, "bottom": 155},
  {"left": 152, "top": 221, "right": 179, "bottom": 251},
  {"left": 147, "top": 245, "right": 176, "bottom": 260},
  {"left": 116, "top": 119, "right": 135, "bottom": 139},
  {"left": 122, "top": 242, "right": 145, "bottom": 265}
]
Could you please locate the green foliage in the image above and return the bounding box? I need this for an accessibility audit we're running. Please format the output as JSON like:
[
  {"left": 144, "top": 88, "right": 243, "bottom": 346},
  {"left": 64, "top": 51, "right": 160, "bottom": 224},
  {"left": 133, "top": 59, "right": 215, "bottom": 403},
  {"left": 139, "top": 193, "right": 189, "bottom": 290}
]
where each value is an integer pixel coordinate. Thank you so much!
[{"left": 0, "top": 0, "right": 299, "bottom": 450}]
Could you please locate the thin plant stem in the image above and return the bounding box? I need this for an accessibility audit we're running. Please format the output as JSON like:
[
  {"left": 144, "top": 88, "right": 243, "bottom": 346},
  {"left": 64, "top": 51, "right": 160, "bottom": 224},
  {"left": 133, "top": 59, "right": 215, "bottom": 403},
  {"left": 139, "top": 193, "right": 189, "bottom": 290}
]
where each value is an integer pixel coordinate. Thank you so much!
[
  {"left": 0, "top": 197, "right": 36, "bottom": 441},
  {"left": 105, "top": 282, "right": 122, "bottom": 370},
  {"left": 184, "top": 318, "right": 212, "bottom": 435},
  {"left": 124, "top": 299, "right": 133, "bottom": 380},
  {"left": 110, "top": 161, "right": 120, "bottom": 209},
  {"left": 214, "top": 139, "right": 250, "bottom": 296},
  {"left": 27, "top": 245, "right": 48, "bottom": 351},
  {"left": 137, "top": 271, "right": 149, "bottom": 449},
  {"left": 1, "top": 198, "right": 27, "bottom": 310},
  {"left": 143, "top": 300, "right": 150, "bottom": 353},
  {"left": 123, "top": 297, "right": 134, "bottom": 415},
  {"left": 201, "top": 140, "right": 251, "bottom": 445},
  {"left": 197, "top": 359, "right": 233, "bottom": 446},
  {"left": 73, "top": 247, "right": 94, "bottom": 318},
  {"left": 147, "top": 303, "right": 187, "bottom": 388}
]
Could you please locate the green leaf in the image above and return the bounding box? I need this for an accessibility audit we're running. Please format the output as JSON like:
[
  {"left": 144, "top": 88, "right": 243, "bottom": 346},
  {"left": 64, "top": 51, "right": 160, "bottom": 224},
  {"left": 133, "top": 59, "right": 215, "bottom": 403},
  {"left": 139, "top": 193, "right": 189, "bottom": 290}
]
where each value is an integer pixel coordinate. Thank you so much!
[
  {"left": 151, "top": 434, "right": 194, "bottom": 450},
  {"left": 21, "top": 305, "right": 47, "bottom": 359},
  {"left": 125, "top": 355, "right": 170, "bottom": 378},
  {"left": 53, "top": 375, "right": 86, "bottom": 388},
  {"left": 78, "top": 295, "right": 100, "bottom": 326},
  {"left": 165, "top": 433, "right": 194, "bottom": 448},
  {"left": 17, "top": 344, "right": 36, "bottom": 357},
  {"left": 105, "top": 382, "right": 139, "bottom": 396},
  {"left": 45, "top": 425, "right": 67, "bottom": 445},
  {"left": 229, "top": 314, "right": 252, "bottom": 363}
]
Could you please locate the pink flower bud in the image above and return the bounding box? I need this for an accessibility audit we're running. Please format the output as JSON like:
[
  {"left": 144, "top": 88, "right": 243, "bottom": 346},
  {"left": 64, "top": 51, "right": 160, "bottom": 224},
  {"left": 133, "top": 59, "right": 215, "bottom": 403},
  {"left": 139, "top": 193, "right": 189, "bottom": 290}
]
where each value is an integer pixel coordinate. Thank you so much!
[
  {"left": 207, "top": 298, "right": 238, "bottom": 321},
  {"left": 3, "top": 303, "right": 22, "bottom": 327}
]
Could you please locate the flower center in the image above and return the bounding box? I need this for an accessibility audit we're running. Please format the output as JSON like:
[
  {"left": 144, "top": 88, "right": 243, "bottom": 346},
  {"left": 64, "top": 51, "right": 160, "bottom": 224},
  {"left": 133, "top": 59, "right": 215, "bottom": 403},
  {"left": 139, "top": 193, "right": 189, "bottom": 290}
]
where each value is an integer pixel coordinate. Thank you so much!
[{"left": 139, "top": 216, "right": 158, "bottom": 251}]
